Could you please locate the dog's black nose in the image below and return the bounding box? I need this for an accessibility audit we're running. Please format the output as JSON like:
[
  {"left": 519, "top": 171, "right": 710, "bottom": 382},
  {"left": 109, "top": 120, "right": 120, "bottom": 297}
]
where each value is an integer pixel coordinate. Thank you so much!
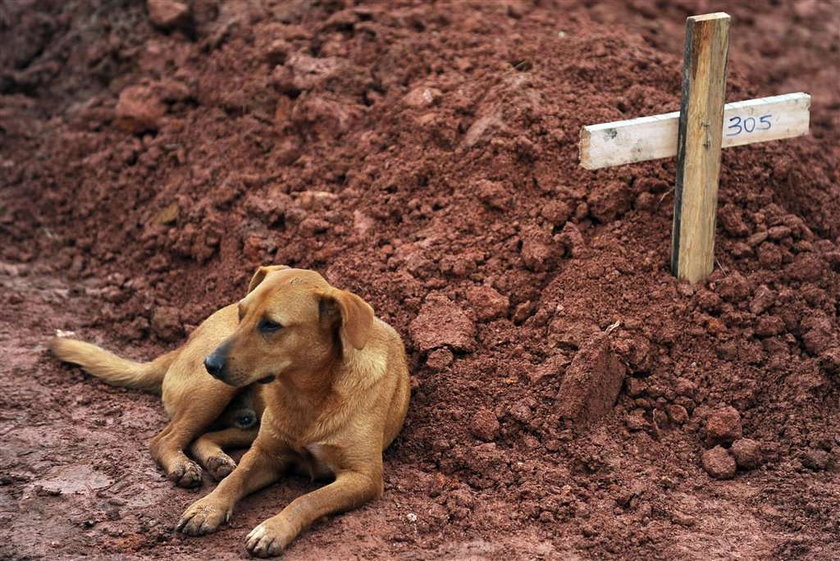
[{"left": 204, "top": 351, "right": 226, "bottom": 379}]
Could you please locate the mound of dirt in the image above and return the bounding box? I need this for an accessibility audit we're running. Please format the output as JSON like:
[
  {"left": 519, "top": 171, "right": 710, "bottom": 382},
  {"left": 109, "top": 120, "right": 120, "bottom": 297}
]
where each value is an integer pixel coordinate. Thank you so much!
[{"left": 1, "top": 1, "right": 838, "bottom": 560}]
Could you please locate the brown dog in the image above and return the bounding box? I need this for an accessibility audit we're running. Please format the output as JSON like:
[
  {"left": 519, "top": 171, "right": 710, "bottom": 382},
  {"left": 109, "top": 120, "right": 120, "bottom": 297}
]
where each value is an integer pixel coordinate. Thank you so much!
[{"left": 51, "top": 266, "right": 410, "bottom": 556}]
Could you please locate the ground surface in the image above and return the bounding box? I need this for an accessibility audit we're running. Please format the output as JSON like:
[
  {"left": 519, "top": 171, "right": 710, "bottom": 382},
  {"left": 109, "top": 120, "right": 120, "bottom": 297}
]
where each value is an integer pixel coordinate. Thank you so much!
[{"left": 1, "top": 1, "right": 839, "bottom": 559}]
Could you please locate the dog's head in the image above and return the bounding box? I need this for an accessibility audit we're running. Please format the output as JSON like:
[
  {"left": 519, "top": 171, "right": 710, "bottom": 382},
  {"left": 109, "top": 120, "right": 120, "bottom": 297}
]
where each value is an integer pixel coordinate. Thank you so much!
[{"left": 203, "top": 265, "right": 374, "bottom": 387}]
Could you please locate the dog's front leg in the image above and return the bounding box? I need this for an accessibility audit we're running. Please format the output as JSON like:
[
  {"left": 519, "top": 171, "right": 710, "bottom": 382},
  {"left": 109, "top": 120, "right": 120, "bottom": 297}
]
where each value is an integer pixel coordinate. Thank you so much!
[
  {"left": 245, "top": 466, "right": 382, "bottom": 558},
  {"left": 190, "top": 426, "right": 260, "bottom": 481},
  {"left": 177, "top": 444, "right": 286, "bottom": 536}
]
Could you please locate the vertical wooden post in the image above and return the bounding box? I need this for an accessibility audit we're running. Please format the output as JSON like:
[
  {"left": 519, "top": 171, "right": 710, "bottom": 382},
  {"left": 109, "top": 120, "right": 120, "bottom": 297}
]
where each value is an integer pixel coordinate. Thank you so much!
[{"left": 671, "top": 13, "right": 731, "bottom": 283}]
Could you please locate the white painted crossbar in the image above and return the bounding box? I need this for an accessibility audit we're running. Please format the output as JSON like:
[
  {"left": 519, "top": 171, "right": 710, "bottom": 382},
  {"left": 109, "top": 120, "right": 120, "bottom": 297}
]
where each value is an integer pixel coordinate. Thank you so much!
[{"left": 580, "top": 92, "right": 810, "bottom": 170}]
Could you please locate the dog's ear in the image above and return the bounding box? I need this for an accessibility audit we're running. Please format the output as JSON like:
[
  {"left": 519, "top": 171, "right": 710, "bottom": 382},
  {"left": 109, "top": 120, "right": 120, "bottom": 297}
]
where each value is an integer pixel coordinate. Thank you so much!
[
  {"left": 319, "top": 289, "right": 374, "bottom": 350},
  {"left": 247, "top": 265, "right": 290, "bottom": 293}
]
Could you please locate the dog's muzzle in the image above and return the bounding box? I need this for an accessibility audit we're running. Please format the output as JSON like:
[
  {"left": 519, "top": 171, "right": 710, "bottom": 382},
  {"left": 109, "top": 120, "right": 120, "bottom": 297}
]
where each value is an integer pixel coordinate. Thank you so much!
[{"left": 204, "top": 347, "right": 228, "bottom": 380}]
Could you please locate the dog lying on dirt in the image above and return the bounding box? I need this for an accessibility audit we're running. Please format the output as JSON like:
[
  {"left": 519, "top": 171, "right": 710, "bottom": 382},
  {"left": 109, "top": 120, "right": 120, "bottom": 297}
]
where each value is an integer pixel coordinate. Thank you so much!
[{"left": 51, "top": 265, "right": 411, "bottom": 557}]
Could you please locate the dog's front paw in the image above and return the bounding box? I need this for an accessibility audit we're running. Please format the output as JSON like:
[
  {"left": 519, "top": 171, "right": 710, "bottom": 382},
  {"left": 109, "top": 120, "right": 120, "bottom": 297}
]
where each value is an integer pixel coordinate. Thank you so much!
[
  {"left": 205, "top": 453, "right": 236, "bottom": 481},
  {"left": 176, "top": 497, "right": 231, "bottom": 536},
  {"left": 169, "top": 459, "right": 203, "bottom": 488},
  {"left": 245, "top": 518, "right": 296, "bottom": 558}
]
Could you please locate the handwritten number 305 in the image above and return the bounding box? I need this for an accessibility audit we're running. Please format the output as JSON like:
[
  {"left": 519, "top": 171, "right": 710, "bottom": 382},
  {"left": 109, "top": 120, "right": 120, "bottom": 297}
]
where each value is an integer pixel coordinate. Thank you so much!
[{"left": 727, "top": 114, "right": 772, "bottom": 136}]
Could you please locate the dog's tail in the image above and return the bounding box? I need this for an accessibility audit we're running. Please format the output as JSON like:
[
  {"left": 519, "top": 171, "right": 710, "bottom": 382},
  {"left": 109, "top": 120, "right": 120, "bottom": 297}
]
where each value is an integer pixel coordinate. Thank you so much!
[{"left": 49, "top": 338, "right": 177, "bottom": 393}]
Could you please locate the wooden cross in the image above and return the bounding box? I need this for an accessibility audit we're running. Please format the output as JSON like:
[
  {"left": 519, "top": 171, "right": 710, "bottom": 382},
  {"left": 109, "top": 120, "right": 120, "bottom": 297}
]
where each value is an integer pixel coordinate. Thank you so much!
[{"left": 578, "top": 13, "right": 810, "bottom": 283}]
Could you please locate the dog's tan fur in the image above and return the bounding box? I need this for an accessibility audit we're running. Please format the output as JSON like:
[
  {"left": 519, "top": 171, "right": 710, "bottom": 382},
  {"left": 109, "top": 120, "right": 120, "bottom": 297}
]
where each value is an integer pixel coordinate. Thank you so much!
[{"left": 50, "top": 266, "right": 410, "bottom": 557}]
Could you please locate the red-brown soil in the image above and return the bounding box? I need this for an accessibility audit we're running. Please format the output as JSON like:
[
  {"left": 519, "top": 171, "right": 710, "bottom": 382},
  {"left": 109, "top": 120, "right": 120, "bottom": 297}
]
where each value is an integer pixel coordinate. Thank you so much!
[{"left": 1, "top": 1, "right": 839, "bottom": 559}]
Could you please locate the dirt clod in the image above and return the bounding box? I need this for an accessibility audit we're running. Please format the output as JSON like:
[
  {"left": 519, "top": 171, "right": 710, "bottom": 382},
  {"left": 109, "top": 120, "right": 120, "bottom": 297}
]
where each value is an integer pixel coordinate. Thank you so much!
[
  {"left": 819, "top": 347, "right": 840, "bottom": 375},
  {"left": 731, "top": 438, "right": 763, "bottom": 470},
  {"left": 704, "top": 406, "right": 743, "bottom": 447},
  {"left": 588, "top": 181, "right": 631, "bottom": 223},
  {"left": 540, "top": 200, "right": 572, "bottom": 227},
  {"left": 469, "top": 408, "right": 500, "bottom": 442},
  {"left": 409, "top": 293, "right": 476, "bottom": 352},
  {"left": 425, "top": 348, "right": 454, "bottom": 371},
  {"left": 801, "top": 449, "right": 831, "bottom": 471},
  {"left": 666, "top": 404, "right": 689, "bottom": 425},
  {"left": 403, "top": 87, "right": 442, "bottom": 109},
  {"left": 475, "top": 180, "right": 511, "bottom": 211},
  {"left": 715, "top": 273, "right": 750, "bottom": 303},
  {"left": 465, "top": 285, "right": 509, "bottom": 322},
  {"left": 556, "top": 334, "right": 626, "bottom": 426},
  {"left": 151, "top": 306, "right": 182, "bottom": 342},
  {"left": 2, "top": 1, "right": 840, "bottom": 559},
  {"left": 520, "top": 226, "right": 559, "bottom": 272},
  {"left": 702, "top": 446, "right": 737, "bottom": 480},
  {"left": 625, "top": 409, "right": 649, "bottom": 432},
  {"left": 147, "top": 0, "right": 191, "bottom": 30},
  {"left": 115, "top": 86, "right": 165, "bottom": 133}
]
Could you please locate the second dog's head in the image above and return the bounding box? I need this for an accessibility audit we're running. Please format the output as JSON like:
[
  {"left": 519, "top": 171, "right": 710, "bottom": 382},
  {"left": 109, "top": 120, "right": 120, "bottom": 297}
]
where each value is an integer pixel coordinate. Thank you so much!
[{"left": 203, "top": 265, "right": 374, "bottom": 387}]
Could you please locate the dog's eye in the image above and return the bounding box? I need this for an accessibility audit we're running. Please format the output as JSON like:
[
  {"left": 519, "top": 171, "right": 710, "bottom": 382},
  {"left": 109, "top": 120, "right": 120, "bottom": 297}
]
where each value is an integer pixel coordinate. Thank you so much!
[{"left": 258, "top": 319, "right": 283, "bottom": 333}]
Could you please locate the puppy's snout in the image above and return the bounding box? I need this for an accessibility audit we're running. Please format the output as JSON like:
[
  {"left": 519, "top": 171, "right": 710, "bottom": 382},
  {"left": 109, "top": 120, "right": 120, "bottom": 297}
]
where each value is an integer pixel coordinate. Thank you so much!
[{"left": 204, "top": 349, "right": 228, "bottom": 380}]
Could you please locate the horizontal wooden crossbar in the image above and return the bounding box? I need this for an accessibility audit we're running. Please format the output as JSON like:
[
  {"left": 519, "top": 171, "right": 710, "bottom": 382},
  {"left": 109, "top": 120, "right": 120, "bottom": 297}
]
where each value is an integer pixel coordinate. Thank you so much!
[{"left": 580, "top": 92, "right": 810, "bottom": 170}]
